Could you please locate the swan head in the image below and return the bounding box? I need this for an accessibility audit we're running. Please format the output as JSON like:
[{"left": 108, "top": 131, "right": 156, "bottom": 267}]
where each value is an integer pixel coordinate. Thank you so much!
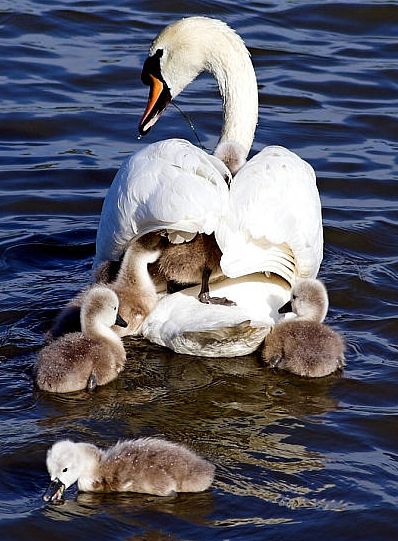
[
  {"left": 278, "top": 278, "right": 329, "bottom": 323},
  {"left": 139, "top": 17, "right": 245, "bottom": 135},
  {"left": 43, "top": 440, "right": 84, "bottom": 502},
  {"left": 139, "top": 47, "right": 173, "bottom": 135}
]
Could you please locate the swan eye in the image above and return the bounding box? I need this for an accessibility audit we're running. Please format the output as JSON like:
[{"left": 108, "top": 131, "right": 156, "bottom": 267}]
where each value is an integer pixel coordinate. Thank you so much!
[
  {"left": 114, "top": 306, "right": 117, "bottom": 311},
  {"left": 142, "top": 49, "right": 166, "bottom": 86},
  {"left": 62, "top": 467, "right": 68, "bottom": 472}
]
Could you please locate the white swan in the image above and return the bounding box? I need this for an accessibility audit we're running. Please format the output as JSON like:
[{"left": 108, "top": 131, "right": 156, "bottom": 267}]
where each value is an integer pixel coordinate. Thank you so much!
[{"left": 94, "top": 17, "right": 323, "bottom": 357}]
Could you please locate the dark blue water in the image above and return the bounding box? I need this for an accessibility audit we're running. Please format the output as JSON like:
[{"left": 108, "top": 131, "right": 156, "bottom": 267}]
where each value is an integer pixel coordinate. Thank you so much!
[{"left": 1, "top": 1, "right": 398, "bottom": 539}]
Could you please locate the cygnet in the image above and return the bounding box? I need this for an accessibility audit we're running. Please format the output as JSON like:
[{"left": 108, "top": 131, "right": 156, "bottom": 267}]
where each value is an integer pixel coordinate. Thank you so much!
[
  {"left": 43, "top": 437, "right": 215, "bottom": 501},
  {"left": 261, "top": 278, "right": 345, "bottom": 377},
  {"left": 213, "top": 141, "right": 247, "bottom": 175},
  {"left": 36, "top": 286, "right": 127, "bottom": 392},
  {"left": 111, "top": 232, "right": 164, "bottom": 336},
  {"left": 48, "top": 233, "right": 163, "bottom": 340}
]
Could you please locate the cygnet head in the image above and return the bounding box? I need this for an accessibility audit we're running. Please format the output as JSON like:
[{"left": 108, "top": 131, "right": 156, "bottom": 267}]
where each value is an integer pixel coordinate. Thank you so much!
[
  {"left": 214, "top": 141, "right": 247, "bottom": 175},
  {"left": 279, "top": 278, "right": 329, "bottom": 323},
  {"left": 80, "top": 286, "right": 127, "bottom": 335},
  {"left": 43, "top": 440, "right": 85, "bottom": 502}
]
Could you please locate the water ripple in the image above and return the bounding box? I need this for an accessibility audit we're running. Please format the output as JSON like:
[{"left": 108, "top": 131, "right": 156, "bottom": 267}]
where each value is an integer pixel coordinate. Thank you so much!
[{"left": 1, "top": 1, "right": 397, "bottom": 540}]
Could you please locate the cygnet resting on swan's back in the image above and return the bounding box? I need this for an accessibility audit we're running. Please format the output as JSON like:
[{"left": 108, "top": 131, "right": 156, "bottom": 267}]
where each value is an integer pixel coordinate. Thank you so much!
[{"left": 94, "top": 17, "right": 323, "bottom": 357}]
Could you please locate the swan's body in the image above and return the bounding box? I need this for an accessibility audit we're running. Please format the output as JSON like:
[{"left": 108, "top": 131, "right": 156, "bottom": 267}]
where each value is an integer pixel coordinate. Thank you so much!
[
  {"left": 94, "top": 17, "right": 323, "bottom": 356},
  {"left": 94, "top": 138, "right": 231, "bottom": 267},
  {"left": 217, "top": 146, "right": 322, "bottom": 283},
  {"left": 43, "top": 438, "right": 215, "bottom": 502},
  {"left": 49, "top": 235, "right": 163, "bottom": 340},
  {"left": 143, "top": 273, "right": 290, "bottom": 357},
  {"left": 36, "top": 287, "right": 127, "bottom": 393},
  {"left": 262, "top": 279, "right": 345, "bottom": 377}
]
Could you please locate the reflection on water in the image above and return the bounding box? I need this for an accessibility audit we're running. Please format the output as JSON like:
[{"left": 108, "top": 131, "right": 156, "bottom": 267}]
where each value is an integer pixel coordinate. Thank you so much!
[
  {"left": 1, "top": 0, "right": 398, "bottom": 539},
  {"left": 44, "top": 490, "right": 215, "bottom": 526}
]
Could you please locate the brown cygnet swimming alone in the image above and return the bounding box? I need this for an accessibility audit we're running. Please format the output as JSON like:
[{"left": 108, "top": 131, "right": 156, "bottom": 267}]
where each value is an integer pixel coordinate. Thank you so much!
[{"left": 43, "top": 437, "right": 215, "bottom": 501}]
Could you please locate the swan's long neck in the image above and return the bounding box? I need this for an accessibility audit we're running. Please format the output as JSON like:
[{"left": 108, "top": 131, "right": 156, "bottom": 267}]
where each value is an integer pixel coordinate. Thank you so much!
[
  {"left": 76, "top": 443, "right": 102, "bottom": 491},
  {"left": 154, "top": 18, "right": 258, "bottom": 160},
  {"left": 80, "top": 296, "right": 123, "bottom": 346},
  {"left": 298, "top": 300, "right": 328, "bottom": 323},
  {"left": 206, "top": 37, "right": 258, "bottom": 159}
]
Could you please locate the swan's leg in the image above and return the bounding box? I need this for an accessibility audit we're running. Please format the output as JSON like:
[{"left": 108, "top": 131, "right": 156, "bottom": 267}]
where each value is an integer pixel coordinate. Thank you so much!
[
  {"left": 167, "top": 280, "right": 191, "bottom": 294},
  {"left": 198, "top": 266, "right": 236, "bottom": 306}
]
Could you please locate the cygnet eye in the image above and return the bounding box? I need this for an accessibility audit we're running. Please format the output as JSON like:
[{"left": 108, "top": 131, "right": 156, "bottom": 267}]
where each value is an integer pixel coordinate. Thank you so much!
[
  {"left": 292, "top": 295, "right": 297, "bottom": 300},
  {"left": 114, "top": 306, "right": 117, "bottom": 311},
  {"left": 62, "top": 467, "right": 68, "bottom": 472}
]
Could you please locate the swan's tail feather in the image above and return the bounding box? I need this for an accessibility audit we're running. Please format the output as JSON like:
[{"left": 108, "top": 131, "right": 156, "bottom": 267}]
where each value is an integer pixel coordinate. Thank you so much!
[
  {"left": 177, "top": 321, "right": 269, "bottom": 357},
  {"left": 220, "top": 243, "right": 297, "bottom": 286}
]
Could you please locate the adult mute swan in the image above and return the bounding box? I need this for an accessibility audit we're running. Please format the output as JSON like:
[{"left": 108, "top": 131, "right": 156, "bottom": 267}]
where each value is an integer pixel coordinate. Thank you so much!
[{"left": 94, "top": 17, "right": 323, "bottom": 357}]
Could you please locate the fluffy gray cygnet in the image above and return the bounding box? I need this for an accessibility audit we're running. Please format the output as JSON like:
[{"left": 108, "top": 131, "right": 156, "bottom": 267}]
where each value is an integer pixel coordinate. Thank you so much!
[
  {"left": 48, "top": 234, "right": 163, "bottom": 340},
  {"left": 36, "top": 286, "right": 127, "bottom": 392},
  {"left": 262, "top": 278, "right": 345, "bottom": 377},
  {"left": 43, "top": 438, "right": 215, "bottom": 501}
]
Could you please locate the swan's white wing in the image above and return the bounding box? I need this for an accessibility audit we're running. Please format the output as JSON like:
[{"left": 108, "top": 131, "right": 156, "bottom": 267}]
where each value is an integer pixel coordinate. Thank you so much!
[
  {"left": 217, "top": 146, "right": 323, "bottom": 284},
  {"left": 94, "top": 139, "right": 230, "bottom": 266},
  {"left": 142, "top": 273, "right": 290, "bottom": 357}
]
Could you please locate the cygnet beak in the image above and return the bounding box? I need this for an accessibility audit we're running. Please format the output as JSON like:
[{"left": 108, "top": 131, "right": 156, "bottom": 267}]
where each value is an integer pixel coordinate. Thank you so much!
[
  {"left": 43, "top": 478, "right": 65, "bottom": 503},
  {"left": 115, "top": 313, "right": 128, "bottom": 328},
  {"left": 278, "top": 300, "right": 293, "bottom": 314}
]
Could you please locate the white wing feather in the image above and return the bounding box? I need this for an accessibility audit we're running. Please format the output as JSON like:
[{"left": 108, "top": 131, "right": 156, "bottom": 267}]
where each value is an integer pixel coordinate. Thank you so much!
[
  {"left": 217, "top": 145, "right": 323, "bottom": 284},
  {"left": 142, "top": 273, "right": 290, "bottom": 357},
  {"left": 94, "top": 139, "right": 230, "bottom": 266}
]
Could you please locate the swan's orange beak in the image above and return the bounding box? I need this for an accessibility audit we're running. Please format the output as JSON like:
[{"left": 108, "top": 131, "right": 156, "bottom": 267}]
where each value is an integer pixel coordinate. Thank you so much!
[
  {"left": 139, "top": 74, "right": 171, "bottom": 135},
  {"left": 139, "top": 50, "right": 172, "bottom": 135}
]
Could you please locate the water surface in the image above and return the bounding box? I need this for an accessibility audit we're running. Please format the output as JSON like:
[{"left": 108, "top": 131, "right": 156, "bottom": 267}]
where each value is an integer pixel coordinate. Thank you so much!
[{"left": 1, "top": 1, "right": 397, "bottom": 539}]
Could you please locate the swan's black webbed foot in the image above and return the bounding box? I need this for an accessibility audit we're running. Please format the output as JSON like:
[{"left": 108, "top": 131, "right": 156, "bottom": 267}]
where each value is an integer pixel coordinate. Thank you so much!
[
  {"left": 199, "top": 265, "right": 236, "bottom": 306},
  {"left": 86, "top": 373, "right": 97, "bottom": 391},
  {"left": 198, "top": 292, "right": 236, "bottom": 306}
]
